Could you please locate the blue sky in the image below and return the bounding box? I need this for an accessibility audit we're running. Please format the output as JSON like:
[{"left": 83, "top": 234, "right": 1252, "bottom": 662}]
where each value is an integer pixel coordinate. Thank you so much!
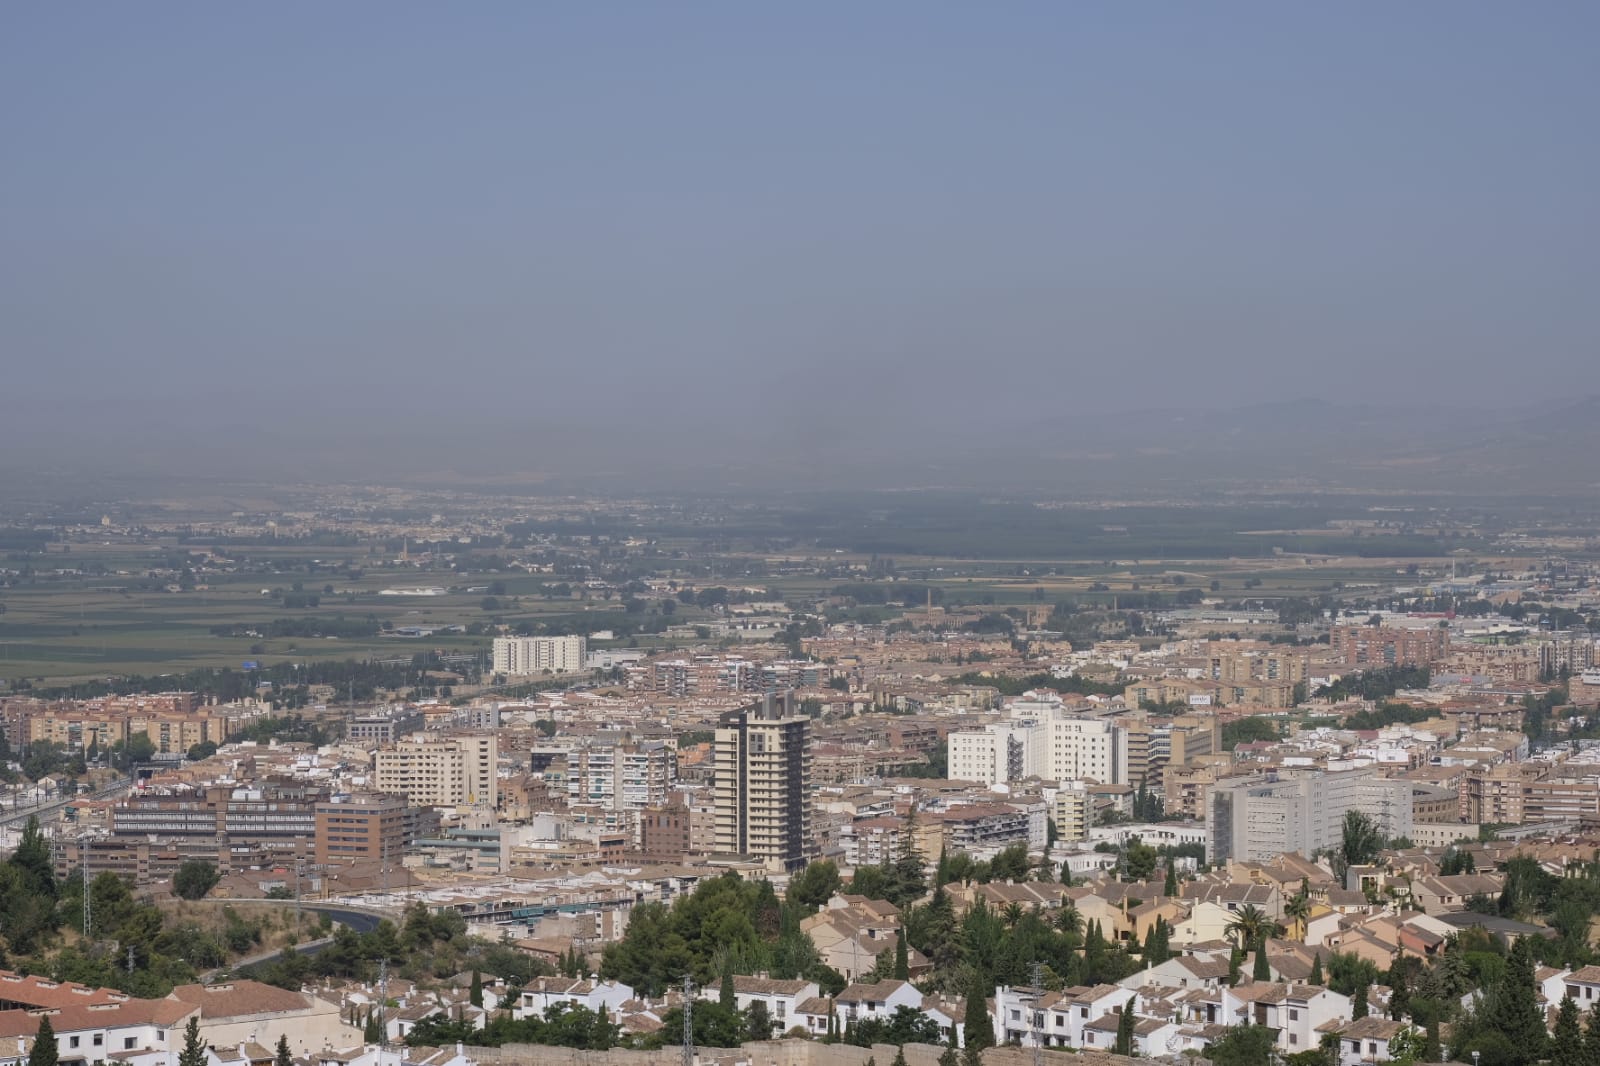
[{"left": 1, "top": 3, "right": 1596, "bottom": 473}]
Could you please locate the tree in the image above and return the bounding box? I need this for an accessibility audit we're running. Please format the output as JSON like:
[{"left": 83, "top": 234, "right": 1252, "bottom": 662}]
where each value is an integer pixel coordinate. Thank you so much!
[
  {"left": 1387, "top": 956, "right": 1411, "bottom": 1022},
  {"left": 1583, "top": 1001, "right": 1600, "bottom": 1066},
  {"left": 790, "top": 860, "right": 842, "bottom": 909},
  {"left": 1253, "top": 937, "right": 1270, "bottom": 982},
  {"left": 1164, "top": 860, "right": 1179, "bottom": 897},
  {"left": 27, "top": 1016, "right": 57, "bottom": 1066},
  {"left": 1554, "top": 996, "right": 1584, "bottom": 1066},
  {"left": 1485, "top": 937, "right": 1547, "bottom": 1063},
  {"left": 10, "top": 816, "right": 57, "bottom": 899},
  {"left": 720, "top": 971, "right": 736, "bottom": 1010},
  {"left": 961, "top": 1046, "right": 983, "bottom": 1066},
  {"left": 1208, "top": 1024, "right": 1277, "bottom": 1066},
  {"left": 964, "top": 972, "right": 994, "bottom": 1050},
  {"left": 1115, "top": 1004, "right": 1135, "bottom": 1055},
  {"left": 1226, "top": 904, "right": 1270, "bottom": 950},
  {"left": 1351, "top": 974, "right": 1370, "bottom": 1019},
  {"left": 1285, "top": 885, "right": 1312, "bottom": 940},
  {"left": 172, "top": 859, "right": 221, "bottom": 900},
  {"left": 939, "top": 1047, "right": 959, "bottom": 1066},
  {"left": 892, "top": 1049, "right": 909, "bottom": 1066},
  {"left": 1337, "top": 811, "right": 1384, "bottom": 882},
  {"left": 894, "top": 932, "right": 909, "bottom": 981},
  {"left": 178, "top": 1017, "right": 207, "bottom": 1066},
  {"left": 1308, "top": 954, "right": 1323, "bottom": 987},
  {"left": 746, "top": 1000, "right": 773, "bottom": 1042},
  {"left": 275, "top": 1036, "right": 292, "bottom": 1066},
  {"left": 469, "top": 970, "right": 483, "bottom": 1008}
]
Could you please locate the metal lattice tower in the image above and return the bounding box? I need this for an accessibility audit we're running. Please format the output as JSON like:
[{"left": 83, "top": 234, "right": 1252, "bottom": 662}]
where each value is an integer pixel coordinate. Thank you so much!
[
  {"left": 1031, "top": 961, "right": 1044, "bottom": 1066},
  {"left": 681, "top": 976, "right": 695, "bottom": 1066}
]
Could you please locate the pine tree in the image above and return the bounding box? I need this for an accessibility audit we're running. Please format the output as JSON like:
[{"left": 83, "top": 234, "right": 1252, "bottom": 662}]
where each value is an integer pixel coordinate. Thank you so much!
[
  {"left": 1352, "top": 976, "right": 1370, "bottom": 1020},
  {"left": 1252, "top": 937, "right": 1270, "bottom": 982},
  {"left": 275, "top": 1036, "right": 292, "bottom": 1066},
  {"left": 1554, "top": 996, "right": 1584, "bottom": 1066},
  {"left": 1115, "top": 1005, "right": 1136, "bottom": 1056},
  {"left": 964, "top": 972, "right": 994, "bottom": 1050},
  {"left": 1164, "top": 860, "right": 1178, "bottom": 898},
  {"left": 894, "top": 932, "right": 910, "bottom": 981},
  {"left": 27, "top": 1016, "right": 57, "bottom": 1066},
  {"left": 1308, "top": 954, "right": 1323, "bottom": 987},
  {"left": 469, "top": 970, "right": 483, "bottom": 1008},
  {"left": 11, "top": 816, "right": 57, "bottom": 900},
  {"left": 178, "top": 1017, "right": 207, "bottom": 1066}
]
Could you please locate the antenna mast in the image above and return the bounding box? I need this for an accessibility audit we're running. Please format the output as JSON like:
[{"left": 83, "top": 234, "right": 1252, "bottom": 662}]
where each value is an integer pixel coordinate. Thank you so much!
[{"left": 682, "top": 975, "right": 696, "bottom": 1066}]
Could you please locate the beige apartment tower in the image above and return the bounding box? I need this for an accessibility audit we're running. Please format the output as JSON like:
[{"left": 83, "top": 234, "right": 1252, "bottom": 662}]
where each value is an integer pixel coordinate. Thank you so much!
[
  {"left": 714, "top": 691, "right": 816, "bottom": 872},
  {"left": 374, "top": 734, "right": 498, "bottom": 808}
]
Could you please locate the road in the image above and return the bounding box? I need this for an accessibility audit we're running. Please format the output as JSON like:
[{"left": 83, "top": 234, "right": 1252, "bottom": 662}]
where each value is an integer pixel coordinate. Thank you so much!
[
  {"left": 0, "top": 777, "right": 133, "bottom": 829},
  {"left": 200, "top": 905, "right": 386, "bottom": 978}
]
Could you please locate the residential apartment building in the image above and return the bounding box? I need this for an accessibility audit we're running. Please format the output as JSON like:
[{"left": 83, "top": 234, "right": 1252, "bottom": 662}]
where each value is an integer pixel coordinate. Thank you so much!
[
  {"left": 1331, "top": 624, "right": 1448, "bottom": 668},
  {"left": 947, "top": 702, "right": 1127, "bottom": 787},
  {"left": 713, "top": 691, "right": 816, "bottom": 871},
  {"left": 566, "top": 741, "right": 675, "bottom": 811},
  {"left": 492, "top": 635, "right": 587, "bottom": 676},
  {"left": 374, "top": 733, "right": 498, "bottom": 808},
  {"left": 1207, "top": 770, "right": 1413, "bottom": 862}
]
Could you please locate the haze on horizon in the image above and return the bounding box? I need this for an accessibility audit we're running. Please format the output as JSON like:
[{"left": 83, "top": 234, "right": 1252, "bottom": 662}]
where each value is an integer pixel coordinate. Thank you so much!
[{"left": 1, "top": 3, "right": 1596, "bottom": 486}]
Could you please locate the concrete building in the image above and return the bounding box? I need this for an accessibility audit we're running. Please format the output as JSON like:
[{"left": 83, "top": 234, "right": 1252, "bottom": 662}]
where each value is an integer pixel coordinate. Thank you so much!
[
  {"left": 492, "top": 635, "right": 587, "bottom": 677},
  {"left": 1331, "top": 623, "right": 1448, "bottom": 668},
  {"left": 1207, "top": 770, "right": 1412, "bottom": 862},
  {"left": 713, "top": 691, "right": 816, "bottom": 871},
  {"left": 314, "top": 792, "right": 419, "bottom": 865},
  {"left": 374, "top": 734, "right": 498, "bottom": 808},
  {"left": 947, "top": 701, "right": 1127, "bottom": 787},
  {"left": 566, "top": 741, "right": 675, "bottom": 811}
]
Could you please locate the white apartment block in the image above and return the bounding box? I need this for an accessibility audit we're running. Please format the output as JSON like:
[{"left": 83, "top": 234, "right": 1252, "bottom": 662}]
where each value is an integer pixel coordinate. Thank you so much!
[
  {"left": 567, "top": 742, "right": 675, "bottom": 811},
  {"left": 374, "top": 734, "right": 498, "bottom": 808},
  {"left": 492, "top": 635, "right": 587, "bottom": 676},
  {"left": 1207, "top": 769, "right": 1412, "bottom": 863},
  {"left": 947, "top": 704, "right": 1127, "bottom": 787}
]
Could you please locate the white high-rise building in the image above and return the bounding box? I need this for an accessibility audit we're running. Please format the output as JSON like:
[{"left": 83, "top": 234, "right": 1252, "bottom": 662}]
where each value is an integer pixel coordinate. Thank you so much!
[
  {"left": 493, "top": 635, "right": 587, "bottom": 676},
  {"left": 946, "top": 697, "right": 1127, "bottom": 788},
  {"left": 713, "top": 691, "right": 816, "bottom": 872}
]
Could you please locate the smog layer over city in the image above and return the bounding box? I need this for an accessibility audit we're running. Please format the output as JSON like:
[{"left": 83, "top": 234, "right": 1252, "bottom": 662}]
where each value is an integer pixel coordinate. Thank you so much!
[{"left": 0, "top": 8, "right": 1597, "bottom": 1066}]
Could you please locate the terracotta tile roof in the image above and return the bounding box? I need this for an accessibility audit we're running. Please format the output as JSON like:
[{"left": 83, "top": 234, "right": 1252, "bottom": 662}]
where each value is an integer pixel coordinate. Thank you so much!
[{"left": 169, "top": 981, "right": 316, "bottom": 1019}]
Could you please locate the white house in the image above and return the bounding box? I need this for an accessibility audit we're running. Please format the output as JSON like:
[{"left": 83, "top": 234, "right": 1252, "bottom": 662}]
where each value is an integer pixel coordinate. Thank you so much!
[
  {"left": 834, "top": 980, "right": 921, "bottom": 1025},
  {"left": 1221, "top": 983, "right": 1352, "bottom": 1054},
  {"left": 514, "top": 978, "right": 634, "bottom": 1020},
  {"left": 1333, "top": 1016, "right": 1411, "bottom": 1066},
  {"left": 708, "top": 977, "right": 819, "bottom": 1037}
]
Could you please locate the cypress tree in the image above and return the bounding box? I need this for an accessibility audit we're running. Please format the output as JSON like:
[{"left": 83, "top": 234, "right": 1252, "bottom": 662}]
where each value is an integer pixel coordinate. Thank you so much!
[
  {"left": 178, "top": 1018, "right": 207, "bottom": 1066},
  {"left": 1488, "top": 936, "right": 1547, "bottom": 1060},
  {"left": 940, "top": 1046, "right": 959, "bottom": 1066},
  {"left": 1554, "top": 996, "right": 1583, "bottom": 1066},
  {"left": 1388, "top": 957, "right": 1409, "bottom": 1022},
  {"left": 1352, "top": 975, "right": 1370, "bottom": 1020},
  {"left": 1422, "top": 1017, "right": 1442, "bottom": 1064},
  {"left": 469, "top": 970, "right": 483, "bottom": 1008},
  {"left": 962, "top": 1046, "right": 984, "bottom": 1066},
  {"left": 275, "top": 1036, "right": 292, "bottom": 1066},
  {"left": 1582, "top": 1001, "right": 1600, "bottom": 1066},
  {"left": 1252, "top": 937, "right": 1270, "bottom": 982},
  {"left": 894, "top": 932, "right": 910, "bottom": 981},
  {"left": 720, "top": 971, "right": 736, "bottom": 1010},
  {"left": 892, "top": 1048, "right": 909, "bottom": 1066},
  {"left": 1164, "top": 861, "right": 1178, "bottom": 898},
  {"left": 1308, "top": 954, "right": 1323, "bottom": 987},
  {"left": 964, "top": 972, "right": 995, "bottom": 1051},
  {"left": 27, "top": 1016, "right": 57, "bottom": 1066},
  {"left": 1115, "top": 1005, "right": 1136, "bottom": 1056},
  {"left": 1227, "top": 946, "right": 1242, "bottom": 987}
]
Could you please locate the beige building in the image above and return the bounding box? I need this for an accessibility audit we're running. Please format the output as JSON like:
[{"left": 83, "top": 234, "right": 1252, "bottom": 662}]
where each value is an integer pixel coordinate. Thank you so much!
[
  {"left": 374, "top": 733, "right": 498, "bottom": 808},
  {"left": 168, "top": 980, "right": 361, "bottom": 1056},
  {"left": 714, "top": 692, "right": 816, "bottom": 871}
]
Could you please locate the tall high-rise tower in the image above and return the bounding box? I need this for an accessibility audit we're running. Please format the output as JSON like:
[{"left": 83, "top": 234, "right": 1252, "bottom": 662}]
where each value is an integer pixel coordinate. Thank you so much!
[{"left": 714, "top": 691, "right": 815, "bottom": 871}]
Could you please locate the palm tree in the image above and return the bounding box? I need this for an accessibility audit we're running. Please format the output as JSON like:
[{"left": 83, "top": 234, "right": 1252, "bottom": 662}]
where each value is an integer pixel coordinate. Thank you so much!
[
  {"left": 1002, "top": 902, "right": 1025, "bottom": 929},
  {"left": 1284, "top": 887, "right": 1312, "bottom": 941},
  {"left": 1225, "top": 904, "right": 1270, "bottom": 950},
  {"left": 1056, "top": 903, "right": 1083, "bottom": 939}
]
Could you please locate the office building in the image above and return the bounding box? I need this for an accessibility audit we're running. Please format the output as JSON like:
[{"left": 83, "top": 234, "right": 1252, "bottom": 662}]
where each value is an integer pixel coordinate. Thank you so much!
[
  {"left": 713, "top": 691, "right": 816, "bottom": 871},
  {"left": 314, "top": 792, "right": 421, "bottom": 865}
]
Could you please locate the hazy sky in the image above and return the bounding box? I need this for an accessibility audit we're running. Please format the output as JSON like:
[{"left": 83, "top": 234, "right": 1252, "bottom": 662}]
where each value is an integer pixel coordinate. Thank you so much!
[{"left": 2, "top": 4, "right": 1596, "bottom": 478}]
